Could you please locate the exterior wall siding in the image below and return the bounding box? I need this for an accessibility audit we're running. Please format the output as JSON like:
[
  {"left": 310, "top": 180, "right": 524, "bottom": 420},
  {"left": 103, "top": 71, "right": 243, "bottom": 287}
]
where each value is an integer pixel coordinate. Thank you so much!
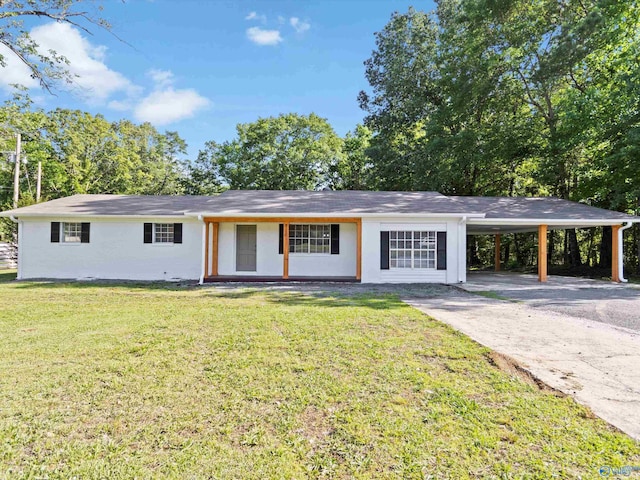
[
  {"left": 19, "top": 217, "right": 202, "bottom": 281},
  {"left": 360, "top": 217, "right": 465, "bottom": 284},
  {"left": 17, "top": 216, "right": 467, "bottom": 283}
]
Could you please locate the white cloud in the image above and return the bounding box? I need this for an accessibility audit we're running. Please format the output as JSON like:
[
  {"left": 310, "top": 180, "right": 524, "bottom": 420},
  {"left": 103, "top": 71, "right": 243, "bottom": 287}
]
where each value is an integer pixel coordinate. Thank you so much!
[
  {"left": 133, "top": 87, "right": 210, "bottom": 125},
  {"left": 246, "top": 27, "right": 283, "bottom": 46},
  {"left": 245, "top": 11, "right": 266, "bottom": 23},
  {"left": 0, "top": 45, "right": 40, "bottom": 91},
  {"left": 290, "top": 17, "right": 310, "bottom": 34},
  {"left": 29, "top": 22, "right": 134, "bottom": 103},
  {"left": 147, "top": 69, "right": 174, "bottom": 88}
]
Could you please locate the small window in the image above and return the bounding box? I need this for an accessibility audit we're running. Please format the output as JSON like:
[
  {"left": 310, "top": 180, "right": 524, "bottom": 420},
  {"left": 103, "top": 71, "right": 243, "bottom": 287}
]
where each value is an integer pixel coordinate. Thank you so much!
[
  {"left": 289, "top": 224, "right": 331, "bottom": 254},
  {"left": 154, "top": 223, "right": 174, "bottom": 243},
  {"left": 389, "top": 230, "right": 437, "bottom": 269},
  {"left": 62, "top": 222, "right": 82, "bottom": 243}
]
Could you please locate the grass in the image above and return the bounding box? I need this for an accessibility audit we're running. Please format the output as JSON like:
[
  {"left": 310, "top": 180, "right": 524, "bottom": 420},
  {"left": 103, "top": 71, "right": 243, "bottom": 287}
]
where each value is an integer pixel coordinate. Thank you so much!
[{"left": 0, "top": 273, "right": 638, "bottom": 479}]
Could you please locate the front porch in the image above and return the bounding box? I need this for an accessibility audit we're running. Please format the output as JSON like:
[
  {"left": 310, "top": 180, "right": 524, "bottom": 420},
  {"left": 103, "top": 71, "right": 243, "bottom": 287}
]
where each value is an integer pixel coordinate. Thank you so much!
[{"left": 202, "top": 217, "right": 362, "bottom": 282}]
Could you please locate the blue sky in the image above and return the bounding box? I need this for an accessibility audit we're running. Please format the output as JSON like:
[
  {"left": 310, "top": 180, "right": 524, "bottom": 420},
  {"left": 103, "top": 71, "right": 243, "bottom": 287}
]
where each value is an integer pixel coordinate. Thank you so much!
[{"left": 0, "top": 1, "right": 436, "bottom": 158}]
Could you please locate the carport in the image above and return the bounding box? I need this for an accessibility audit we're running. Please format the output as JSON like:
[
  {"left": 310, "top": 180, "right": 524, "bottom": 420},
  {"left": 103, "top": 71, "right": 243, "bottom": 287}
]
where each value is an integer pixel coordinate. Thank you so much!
[{"left": 452, "top": 197, "right": 638, "bottom": 282}]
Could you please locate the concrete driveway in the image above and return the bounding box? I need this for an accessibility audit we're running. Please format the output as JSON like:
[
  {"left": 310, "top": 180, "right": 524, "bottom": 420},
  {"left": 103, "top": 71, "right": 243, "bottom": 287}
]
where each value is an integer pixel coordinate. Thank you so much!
[
  {"left": 464, "top": 272, "right": 640, "bottom": 331},
  {"left": 405, "top": 273, "right": 640, "bottom": 440}
]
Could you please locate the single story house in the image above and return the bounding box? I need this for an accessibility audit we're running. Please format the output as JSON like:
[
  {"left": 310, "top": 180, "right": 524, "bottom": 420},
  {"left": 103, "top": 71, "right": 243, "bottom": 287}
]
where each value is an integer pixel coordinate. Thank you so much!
[{"left": 1, "top": 190, "right": 636, "bottom": 284}]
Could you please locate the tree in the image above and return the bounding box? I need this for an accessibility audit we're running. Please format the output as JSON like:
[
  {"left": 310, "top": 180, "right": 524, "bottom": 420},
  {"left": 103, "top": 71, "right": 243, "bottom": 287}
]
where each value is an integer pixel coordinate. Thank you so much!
[
  {"left": 360, "top": 1, "right": 640, "bottom": 271},
  {"left": 329, "top": 124, "right": 372, "bottom": 190},
  {"left": 189, "top": 113, "right": 343, "bottom": 191},
  {"left": 0, "top": 0, "right": 114, "bottom": 93}
]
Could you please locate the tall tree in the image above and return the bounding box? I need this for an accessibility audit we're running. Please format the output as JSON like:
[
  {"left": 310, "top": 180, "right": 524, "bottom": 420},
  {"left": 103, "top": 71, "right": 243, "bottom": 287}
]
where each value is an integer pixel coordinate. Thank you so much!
[{"left": 188, "top": 113, "right": 343, "bottom": 191}]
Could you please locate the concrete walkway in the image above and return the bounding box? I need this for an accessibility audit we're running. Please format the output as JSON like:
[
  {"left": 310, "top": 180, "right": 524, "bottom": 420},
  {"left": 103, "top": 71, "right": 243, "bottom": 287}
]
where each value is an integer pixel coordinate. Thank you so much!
[{"left": 406, "top": 291, "right": 640, "bottom": 440}]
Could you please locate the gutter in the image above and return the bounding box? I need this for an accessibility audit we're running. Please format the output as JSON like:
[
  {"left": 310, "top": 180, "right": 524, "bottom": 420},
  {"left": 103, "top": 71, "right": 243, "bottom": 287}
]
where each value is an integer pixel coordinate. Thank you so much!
[{"left": 619, "top": 222, "right": 633, "bottom": 283}]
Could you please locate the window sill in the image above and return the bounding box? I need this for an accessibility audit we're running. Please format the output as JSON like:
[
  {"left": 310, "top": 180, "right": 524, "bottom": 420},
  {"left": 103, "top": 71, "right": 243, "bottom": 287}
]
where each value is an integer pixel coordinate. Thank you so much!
[{"left": 289, "top": 253, "right": 332, "bottom": 257}]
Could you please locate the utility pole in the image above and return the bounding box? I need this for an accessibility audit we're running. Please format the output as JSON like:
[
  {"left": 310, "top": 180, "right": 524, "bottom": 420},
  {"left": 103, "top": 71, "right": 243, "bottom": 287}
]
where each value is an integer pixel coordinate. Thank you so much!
[
  {"left": 36, "top": 161, "right": 42, "bottom": 202},
  {"left": 13, "top": 132, "right": 21, "bottom": 208}
]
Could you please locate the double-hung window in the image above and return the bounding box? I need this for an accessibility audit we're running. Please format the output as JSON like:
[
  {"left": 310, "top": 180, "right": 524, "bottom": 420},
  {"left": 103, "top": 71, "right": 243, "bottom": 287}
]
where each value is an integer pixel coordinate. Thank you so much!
[
  {"left": 62, "top": 222, "right": 82, "bottom": 243},
  {"left": 289, "top": 224, "right": 331, "bottom": 254},
  {"left": 51, "top": 222, "right": 90, "bottom": 243},
  {"left": 143, "top": 223, "right": 182, "bottom": 244},
  {"left": 154, "top": 223, "right": 174, "bottom": 243},
  {"left": 389, "top": 231, "right": 437, "bottom": 269}
]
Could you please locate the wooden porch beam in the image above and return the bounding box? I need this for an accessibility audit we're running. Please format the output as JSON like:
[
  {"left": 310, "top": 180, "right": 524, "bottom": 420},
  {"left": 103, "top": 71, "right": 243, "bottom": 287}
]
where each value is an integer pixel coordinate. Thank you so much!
[
  {"left": 538, "top": 225, "right": 548, "bottom": 282},
  {"left": 283, "top": 222, "right": 289, "bottom": 279},
  {"left": 494, "top": 234, "right": 501, "bottom": 272},
  {"left": 211, "top": 222, "right": 219, "bottom": 277},
  {"left": 204, "top": 221, "right": 210, "bottom": 278}
]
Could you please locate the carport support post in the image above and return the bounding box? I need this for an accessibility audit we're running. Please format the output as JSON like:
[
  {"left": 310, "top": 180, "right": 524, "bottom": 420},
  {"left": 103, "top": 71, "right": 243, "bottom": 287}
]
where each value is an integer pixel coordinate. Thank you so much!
[
  {"left": 494, "top": 234, "right": 501, "bottom": 272},
  {"left": 538, "top": 225, "right": 548, "bottom": 282},
  {"left": 612, "top": 225, "right": 621, "bottom": 283}
]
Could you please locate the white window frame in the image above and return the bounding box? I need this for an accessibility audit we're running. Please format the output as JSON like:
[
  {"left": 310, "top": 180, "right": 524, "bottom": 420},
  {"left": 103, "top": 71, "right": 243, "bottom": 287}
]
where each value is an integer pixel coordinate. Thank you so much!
[
  {"left": 153, "top": 223, "right": 174, "bottom": 244},
  {"left": 389, "top": 230, "right": 437, "bottom": 269},
  {"left": 62, "top": 222, "right": 82, "bottom": 243},
  {"left": 289, "top": 224, "right": 331, "bottom": 254}
]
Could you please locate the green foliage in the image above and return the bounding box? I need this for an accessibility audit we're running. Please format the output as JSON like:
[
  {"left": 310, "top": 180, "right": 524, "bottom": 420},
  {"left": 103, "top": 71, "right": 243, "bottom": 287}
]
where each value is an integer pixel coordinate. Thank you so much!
[
  {"left": 0, "top": 100, "right": 188, "bottom": 209},
  {"left": 360, "top": 0, "right": 640, "bottom": 268},
  {"left": 187, "top": 113, "right": 343, "bottom": 191}
]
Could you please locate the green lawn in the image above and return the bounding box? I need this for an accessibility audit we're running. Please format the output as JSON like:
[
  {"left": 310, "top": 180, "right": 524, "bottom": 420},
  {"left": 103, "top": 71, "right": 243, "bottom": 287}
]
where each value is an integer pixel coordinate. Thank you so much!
[{"left": 0, "top": 273, "right": 637, "bottom": 479}]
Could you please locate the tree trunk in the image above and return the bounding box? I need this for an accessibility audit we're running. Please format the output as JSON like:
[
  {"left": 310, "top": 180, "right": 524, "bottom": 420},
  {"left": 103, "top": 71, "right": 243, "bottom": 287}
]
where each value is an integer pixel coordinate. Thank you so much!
[
  {"left": 467, "top": 236, "right": 481, "bottom": 266},
  {"left": 548, "top": 230, "right": 555, "bottom": 267},
  {"left": 567, "top": 228, "right": 582, "bottom": 267},
  {"left": 504, "top": 237, "right": 511, "bottom": 269},
  {"left": 636, "top": 223, "right": 640, "bottom": 275},
  {"left": 599, "top": 226, "right": 612, "bottom": 269}
]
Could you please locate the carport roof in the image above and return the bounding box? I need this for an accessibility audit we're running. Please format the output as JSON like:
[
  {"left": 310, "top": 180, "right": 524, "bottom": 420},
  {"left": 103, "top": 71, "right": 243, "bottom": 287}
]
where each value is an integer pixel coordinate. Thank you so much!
[{"left": 453, "top": 196, "right": 638, "bottom": 234}]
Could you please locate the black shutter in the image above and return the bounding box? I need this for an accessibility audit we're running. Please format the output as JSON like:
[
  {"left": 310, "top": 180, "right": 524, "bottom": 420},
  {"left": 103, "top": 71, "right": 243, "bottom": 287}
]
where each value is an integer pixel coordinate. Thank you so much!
[
  {"left": 173, "top": 223, "right": 183, "bottom": 244},
  {"left": 330, "top": 224, "right": 340, "bottom": 254},
  {"left": 437, "top": 231, "right": 447, "bottom": 270},
  {"left": 144, "top": 223, "right": 153, "bottom": 243},
  {"left": 51, "top": 222, "right": 60, "bottom": 243},
  {"left": 380, "top": 231, "right": 390, "bottom": 270},
  {"left": 278, "top": 224, "right": 284, "bottom": 254},
  {"left": 80, "top": 223, "right": 90, "bottom": 243}
]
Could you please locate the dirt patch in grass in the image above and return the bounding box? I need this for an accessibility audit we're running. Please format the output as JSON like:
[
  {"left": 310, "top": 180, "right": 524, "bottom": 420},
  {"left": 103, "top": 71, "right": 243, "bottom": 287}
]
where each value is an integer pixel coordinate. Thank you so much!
[{"left": 487, "top": 351, "right": 564, "bottom": 396}]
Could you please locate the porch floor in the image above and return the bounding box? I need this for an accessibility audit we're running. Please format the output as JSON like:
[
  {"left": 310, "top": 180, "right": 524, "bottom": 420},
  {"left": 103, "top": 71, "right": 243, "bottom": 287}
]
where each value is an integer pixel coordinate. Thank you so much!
[{"left": 203, "top": 276, "right": 359, "bottom": 283}]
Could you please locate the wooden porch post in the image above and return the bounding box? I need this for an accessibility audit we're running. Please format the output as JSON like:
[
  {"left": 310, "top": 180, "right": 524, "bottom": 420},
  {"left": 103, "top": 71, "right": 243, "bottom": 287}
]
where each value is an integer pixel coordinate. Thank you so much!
[
  {"left": 283, "top": 222, "right": 290, "bottom": 279},
  {"left": 204, "top": 221, "right": 210, "bottom": 278},
  {"left": 356, "top": 219, "right": 362, "bottom": 281},
  {"left": 494, "top": 234, "right": 501, "bottom": 272},
  {"left": 612, "top": 225, "right": 621, "bottom": 283},
  {"left": 538, "top": 225, "right": 548, "bottom": 282},
  {"left": 211, "top": 222, "right": 219, "bottom": 277}
]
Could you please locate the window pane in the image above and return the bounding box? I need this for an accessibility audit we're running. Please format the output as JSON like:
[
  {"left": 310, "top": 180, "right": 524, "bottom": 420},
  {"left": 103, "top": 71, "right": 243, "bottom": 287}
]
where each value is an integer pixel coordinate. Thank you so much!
[
  {"left": 154, "top": 223, "right": 174, "bottom": 243},
  {"left": 63, "top": 222, "right": 82, "bottom": 242}
]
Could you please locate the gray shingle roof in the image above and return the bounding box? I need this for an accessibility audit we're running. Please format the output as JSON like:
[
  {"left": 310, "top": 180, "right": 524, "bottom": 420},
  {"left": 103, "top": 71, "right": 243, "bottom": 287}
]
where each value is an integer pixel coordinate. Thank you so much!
[
  {"left": 0, "top": 194, "right": 220, "bottom": 217},
  {"left": 450, "top": 196, "right": 635, "bottom": 220},
  {"left": 205, "top": 190, "right": 480, "bottom": 215},
  {"left": 0, "top": 191, "right": 635, "bottom": 221}
]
